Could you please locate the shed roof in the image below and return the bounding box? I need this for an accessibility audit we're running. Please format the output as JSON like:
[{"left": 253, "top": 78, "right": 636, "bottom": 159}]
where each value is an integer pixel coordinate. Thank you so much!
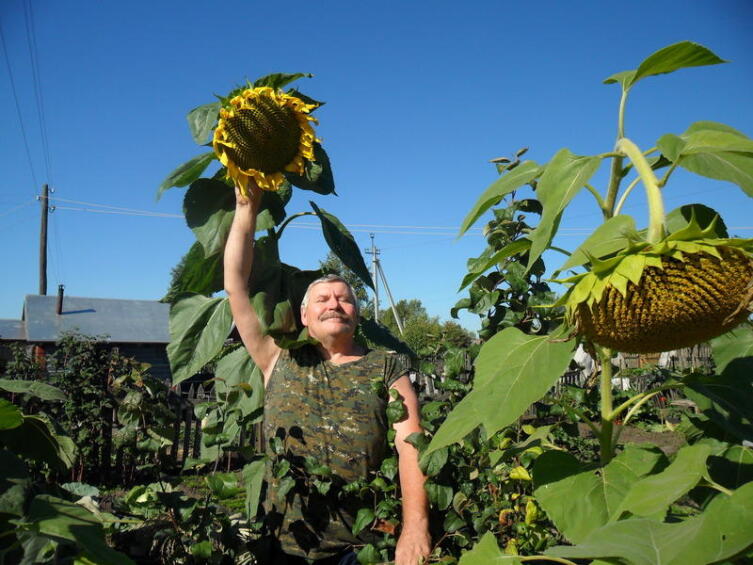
[
  {"left": 0, "top": 319, "right": 25, "bottom": 341},
  {"left": 22, "top": 295, "right": 170, "bottom": 344}
]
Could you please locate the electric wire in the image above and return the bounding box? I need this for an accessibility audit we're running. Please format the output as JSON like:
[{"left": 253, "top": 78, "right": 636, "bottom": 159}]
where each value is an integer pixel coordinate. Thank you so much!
[
  {"left": 0, "top": 199, "right": 36, "bottom": 220},
  {"left": 24, "top": 0, "right": 52, "bottom": 184},
  {"left": 0, "top": 17, "right": 39, "bottom": 193}
]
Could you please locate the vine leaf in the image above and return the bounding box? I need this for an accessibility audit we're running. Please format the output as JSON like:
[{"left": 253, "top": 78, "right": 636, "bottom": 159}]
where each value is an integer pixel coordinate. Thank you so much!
[
  {"left": 157, "top": 151, "right": 216, "bottom": 200},
  {"left": 457, "top": 532, "right": 522, "bottom": 564},
  {"left": 309, "top": 202, "right": 374, "bottom": 289},
  {"left": 459, "top": 161, "right": 541, "bottom": 236},
  {"left": 459, "top": 239, "right": 530, "bottom": 290},
  {"left": 426, "top": 327, "right": 574, "bottom": 454},
  {"left": 526, "top": 149, "right": 601, "bottom": 272}
]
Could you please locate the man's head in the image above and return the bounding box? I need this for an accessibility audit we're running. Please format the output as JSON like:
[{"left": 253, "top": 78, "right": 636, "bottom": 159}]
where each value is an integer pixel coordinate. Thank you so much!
[{"left": 300, "top": 275, "right": 360, "bottom": 341}]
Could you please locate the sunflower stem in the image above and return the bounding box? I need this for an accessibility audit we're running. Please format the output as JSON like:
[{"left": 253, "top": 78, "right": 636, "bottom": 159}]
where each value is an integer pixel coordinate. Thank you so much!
[
  {"left": 276, "top": 211, "right": 317, "bottom": 239},
  {"left": 616, "top": 138, "right": 666, "bottom": 244},
  {"left": 603, "top": 89, "right": 630, "bottom": 217},
  {"left": 584, "top": 183, "right": 607, "bottom": 214},
  {"left": 613, "top": 176, "right": 642, "bottom": 216},
  {"left": 597, "top": 346, "right": 615, "bottom": 465}
]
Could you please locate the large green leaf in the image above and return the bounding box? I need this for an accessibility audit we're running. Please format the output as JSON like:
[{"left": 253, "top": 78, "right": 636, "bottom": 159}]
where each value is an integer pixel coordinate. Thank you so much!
[
  {"left": 548, "top": 482, "right": 753, "bottom": 565},
  {"left": 0, "top": 415, "right": 76, "bottom": 470},
  {"left": 683, "top": 368, "right": 753, "bottom": 443},
  {"left": 558, "top": 215, "right": 637, "bottom": 272},
  {"left": 458, "top": 532, "right": 522, "bottom": 564},
  {"left": 459, "top": 240, "right": 530, "bottom": 290},
  {"left": 615, "top": 443, "right": 711, "bottom": 519},
  {"left": 0, "top": 399, "right": 23, "bottom": 430},
  {"left": 27, "top": 495, "right": 135, "bottom": 565},
  {"left": 256, "top": 181, "right": 291, "bottom": 231},
  {"left": 459, "top": 161, "right": 541, "bottom": 236},
  {"left": 184, "top": 178, "right": 235, "bottom": 258},
  {"left": 187, "top": 102, "right": 221, "bottom": 144},
  {"left": 0, "top": 379, "right": 66, "bottom": 402},
  {"left": 533, "top": 445, "right": 667, "bottom": 544},
  {"left": 163, "top": 241, "right": 224, "bottom": 300},
  {"left": 358, "top": 318, "right": 414, "bottom": 358},
  {"left": 156, "top": 151, "right": 216, "bottom": 200},
  {"left": 214, "top": 347, "right": 264, "bottom": 420},
  {"left": 426, "top": 327, "right": 575, "bottom": 453},
  {"left": 604, "top": 41, "right": 727, "bottom": 91},
  {"left": 167, "top": 295, "right": 232, "bottom": 385},
  {"left": 658, "top": 122, "right": 753, "bottom": 197},
  {"left": 310, "top": 202, "right": 374, "bottom": 289},
  {"left": 285, "top": 143, "right": 336, "bottom": 195},
  {"left": 711, "top": 327, "right": 753, "bottom": 375},
  {"left": 707, "top": 445, "right": 753, "bottom": 491},
  {"left": 526, "top": 149, "right": 601, "bottom": 272}
]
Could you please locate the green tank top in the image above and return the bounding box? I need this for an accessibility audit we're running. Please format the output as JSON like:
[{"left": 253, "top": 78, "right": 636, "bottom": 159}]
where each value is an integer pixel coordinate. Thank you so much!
[{"left": 262, "top": 345, "right": 410, "bottom": 560}]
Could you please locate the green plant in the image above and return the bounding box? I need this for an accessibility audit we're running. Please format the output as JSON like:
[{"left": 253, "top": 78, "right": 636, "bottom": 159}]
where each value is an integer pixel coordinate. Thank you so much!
[{"left": 429, "top": 41, "right": 753, "bottom": 564}]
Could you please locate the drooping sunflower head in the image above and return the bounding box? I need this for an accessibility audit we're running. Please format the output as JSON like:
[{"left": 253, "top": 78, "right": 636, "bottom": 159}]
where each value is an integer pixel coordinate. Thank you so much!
[
  {"left": 558, "top": 235, "right": 753, "bottom": 353},
  {"left": 213, "top": 86, "right": 318, "bottom": 197}
]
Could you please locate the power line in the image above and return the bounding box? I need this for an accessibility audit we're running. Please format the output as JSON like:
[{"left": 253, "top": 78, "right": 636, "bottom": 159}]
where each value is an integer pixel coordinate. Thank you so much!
[
  {"left": 0, "top": 17, "right": 39, "bottom": 193},
  {"left": 24, "top": 0, "right": 52, "bottom": 184}
]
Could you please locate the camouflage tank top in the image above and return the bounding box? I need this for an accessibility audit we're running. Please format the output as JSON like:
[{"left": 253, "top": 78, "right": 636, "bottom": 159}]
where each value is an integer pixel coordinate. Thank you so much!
[{"left": 262, "top": 345, "right": 410, "bottom": 560}]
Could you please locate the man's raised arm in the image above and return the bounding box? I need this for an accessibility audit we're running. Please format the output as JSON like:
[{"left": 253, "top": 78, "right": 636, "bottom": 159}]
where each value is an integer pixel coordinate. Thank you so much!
[{"left": 224, "top": 184, "right": 281, "bottom": 383}]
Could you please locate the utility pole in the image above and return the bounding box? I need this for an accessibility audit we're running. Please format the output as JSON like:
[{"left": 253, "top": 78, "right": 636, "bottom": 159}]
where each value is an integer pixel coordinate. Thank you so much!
[
  {"left": 38, "top": 184, "right": 49, "bottom": 295},
  {"left": 377, "top": 260, "right": 404, "bottom": 335},
  {"left": 367, "top": 233, "right": 379, "bottom": 323}
]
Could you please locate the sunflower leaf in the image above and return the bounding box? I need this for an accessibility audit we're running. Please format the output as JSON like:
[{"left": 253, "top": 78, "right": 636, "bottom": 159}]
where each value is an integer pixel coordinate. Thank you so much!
[
  {"left": 163, "top": 241, "right": 224, "bottom": 302},
  {"left": 527, "top": 149, "right": 601, "bottom": 273},
  {"left": 666, "top": 204, "right": 728, "bottom": 238},
  {"left": 459, "top": 161, "right": 541, "bottom": 236},
  {"left": 309, "top": 202, "right": 374, "bottom": 289},
  {"left": 157, "top": 151, "right": 216, "bottom": 200},
  {"left": 187, "top": 102, "right": 221, "bottom": 145},
  {"left": 558, "top": 215, "right": 637, "bottom": 272},
  {"left": 184, "top": 178, "right": 235, "bottom": 258},
  {"left": 253, "top": 72, "right": 313, "bottom": 90},
  {"left": 285, "top": 143, "right": 336, "bottom": 194}
]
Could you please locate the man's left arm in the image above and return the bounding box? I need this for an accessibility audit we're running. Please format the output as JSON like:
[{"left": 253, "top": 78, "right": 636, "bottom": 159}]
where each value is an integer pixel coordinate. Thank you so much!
[{"left": 390, "top": 375, "right": 431, "bottom": 565}]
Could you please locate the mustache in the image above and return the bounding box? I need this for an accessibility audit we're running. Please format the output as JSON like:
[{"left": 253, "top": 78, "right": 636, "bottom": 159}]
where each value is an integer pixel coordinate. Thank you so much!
[{"left": 319, "top": 311, "right": 352, "bottom": 322}]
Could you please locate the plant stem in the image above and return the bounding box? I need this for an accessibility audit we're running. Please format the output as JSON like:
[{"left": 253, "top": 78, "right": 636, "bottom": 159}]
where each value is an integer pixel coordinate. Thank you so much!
[
  {"left": 519, "top": 557, "right": 579, "bottom": 565},
  {"left": 613, "top": 176, "right": 642, "bottom": 216},
  {"left": 549, "top": 246, "right": 572, "bottom": 257},
  {"left": 597, "top": 346, "right": 615, "bottom": 465},
  {"left": 616, "top": 138, "right": 666, "bottom": 244},
  {"left": 658, "top": 161, "right": 679, "bottom": 187},
  {"left": 609, "top": 383, "right": 680, "bottom": 422},
  {"left": 603, "top": 88, "right": 631, "bottom": 217},
  {"left": 276, "top": 211, "right": 317, "bottom": 239},
  {"left": 584, "top": 183, "right": 607, "bottom": 214}
]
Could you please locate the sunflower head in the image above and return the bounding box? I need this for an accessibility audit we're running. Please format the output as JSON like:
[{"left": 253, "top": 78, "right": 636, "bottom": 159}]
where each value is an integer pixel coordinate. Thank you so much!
[
  {"left": 558, "top": 232, "right": 753, "bottom": 353},
  {"left": 213, "top": 86, "right": 318, "bottom": 197}
]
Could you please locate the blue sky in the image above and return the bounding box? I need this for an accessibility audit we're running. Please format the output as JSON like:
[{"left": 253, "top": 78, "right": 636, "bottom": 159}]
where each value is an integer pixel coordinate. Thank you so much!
[{"left": 1, "top": 0, "right": 752, "bottom": 331}]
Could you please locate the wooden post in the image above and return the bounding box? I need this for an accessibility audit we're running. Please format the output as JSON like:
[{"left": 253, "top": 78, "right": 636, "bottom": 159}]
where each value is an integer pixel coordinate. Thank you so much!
[{"left": 38, "top": 184, "right": 48, "bottom": 295}]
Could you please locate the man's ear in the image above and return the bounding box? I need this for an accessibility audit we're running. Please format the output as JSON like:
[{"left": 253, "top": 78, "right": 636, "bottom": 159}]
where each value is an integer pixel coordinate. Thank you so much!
[{"left": 300, "top": 305, "right": 309, "bottom": 327}]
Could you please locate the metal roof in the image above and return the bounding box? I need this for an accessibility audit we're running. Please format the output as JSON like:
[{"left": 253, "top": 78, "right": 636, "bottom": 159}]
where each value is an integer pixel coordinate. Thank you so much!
[
  {"left": 0, "top": 319, "right": 26, "bottom": 341},
  {"left": 22, "top": 295, "right": 170, "bottom": 344}
]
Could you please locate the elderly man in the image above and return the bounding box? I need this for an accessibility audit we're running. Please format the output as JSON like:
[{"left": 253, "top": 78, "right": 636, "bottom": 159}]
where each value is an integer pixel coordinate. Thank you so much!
[{"left": 224, "top": 182, "right": 430, "bottom": 565}]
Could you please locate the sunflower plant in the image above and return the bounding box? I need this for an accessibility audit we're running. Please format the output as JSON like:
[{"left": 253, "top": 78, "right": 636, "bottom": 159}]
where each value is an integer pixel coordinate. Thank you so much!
[
  {"left": 156, "top": 73, "right": 401, "bottom": 529},
  {"left": 428, "top": 42, "right": 753, "bottom": 564}
]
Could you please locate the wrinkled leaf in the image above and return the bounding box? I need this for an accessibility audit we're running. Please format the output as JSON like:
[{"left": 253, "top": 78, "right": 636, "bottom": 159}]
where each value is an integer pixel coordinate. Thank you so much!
[
  {"left": 0, "top": 415, "right": 76, "bottom": 470},
  {"left": 460, "top": 161, "right": 541, "bottom": 235},
  {"left": 527, "top": 149, "right": 601, "bottom": 272},
  {"left": 310, "top": 202, "right": 373, "bottom": 289},
  {"left": 0, "top": 398, "right": 23, "bottom": 430},
  {"left": 156, "top": 151, "right": 216, "bottom": 200},
  {"left": 285, "top": 143, "right": 336, "bottom": 195}
]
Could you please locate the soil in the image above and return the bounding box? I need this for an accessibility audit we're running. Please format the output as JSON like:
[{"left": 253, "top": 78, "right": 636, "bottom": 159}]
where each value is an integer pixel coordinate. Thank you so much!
[{"left": 578, "top": 423, "right": 686, "bottom": 456}]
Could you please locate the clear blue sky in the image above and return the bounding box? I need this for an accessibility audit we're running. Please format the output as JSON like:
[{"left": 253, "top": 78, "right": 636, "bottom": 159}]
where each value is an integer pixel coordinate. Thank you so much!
[{"left": 2, "top": 0, "right": 752, "bottom": 331}]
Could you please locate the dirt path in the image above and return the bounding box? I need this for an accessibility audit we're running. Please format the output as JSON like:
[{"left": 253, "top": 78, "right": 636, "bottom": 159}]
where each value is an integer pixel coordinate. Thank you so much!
[{"left": 578, "top": 423, "right": 685, "bottom": 456}]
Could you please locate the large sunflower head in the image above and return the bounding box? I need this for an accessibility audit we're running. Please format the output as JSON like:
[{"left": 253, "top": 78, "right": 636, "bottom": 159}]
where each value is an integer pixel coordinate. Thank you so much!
[{"left": 213, "top": 86, "right": 318, "bottom": 197}]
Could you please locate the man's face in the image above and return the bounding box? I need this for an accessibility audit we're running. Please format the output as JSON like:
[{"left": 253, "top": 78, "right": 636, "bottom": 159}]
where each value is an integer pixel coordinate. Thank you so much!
[{"left": 301, "top": 281, "right": 359, "bottom": 340}]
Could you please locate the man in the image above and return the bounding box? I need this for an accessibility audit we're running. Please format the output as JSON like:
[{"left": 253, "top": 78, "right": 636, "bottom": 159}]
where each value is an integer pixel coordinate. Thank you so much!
[{"left": 224, "top": 182, "right": 431, "bottom": 565}]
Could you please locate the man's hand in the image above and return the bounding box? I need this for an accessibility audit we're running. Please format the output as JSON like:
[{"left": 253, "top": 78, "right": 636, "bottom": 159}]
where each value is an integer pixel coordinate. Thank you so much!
[{"left": 395, "top": 526, "right": 431, "bottom": 565}]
